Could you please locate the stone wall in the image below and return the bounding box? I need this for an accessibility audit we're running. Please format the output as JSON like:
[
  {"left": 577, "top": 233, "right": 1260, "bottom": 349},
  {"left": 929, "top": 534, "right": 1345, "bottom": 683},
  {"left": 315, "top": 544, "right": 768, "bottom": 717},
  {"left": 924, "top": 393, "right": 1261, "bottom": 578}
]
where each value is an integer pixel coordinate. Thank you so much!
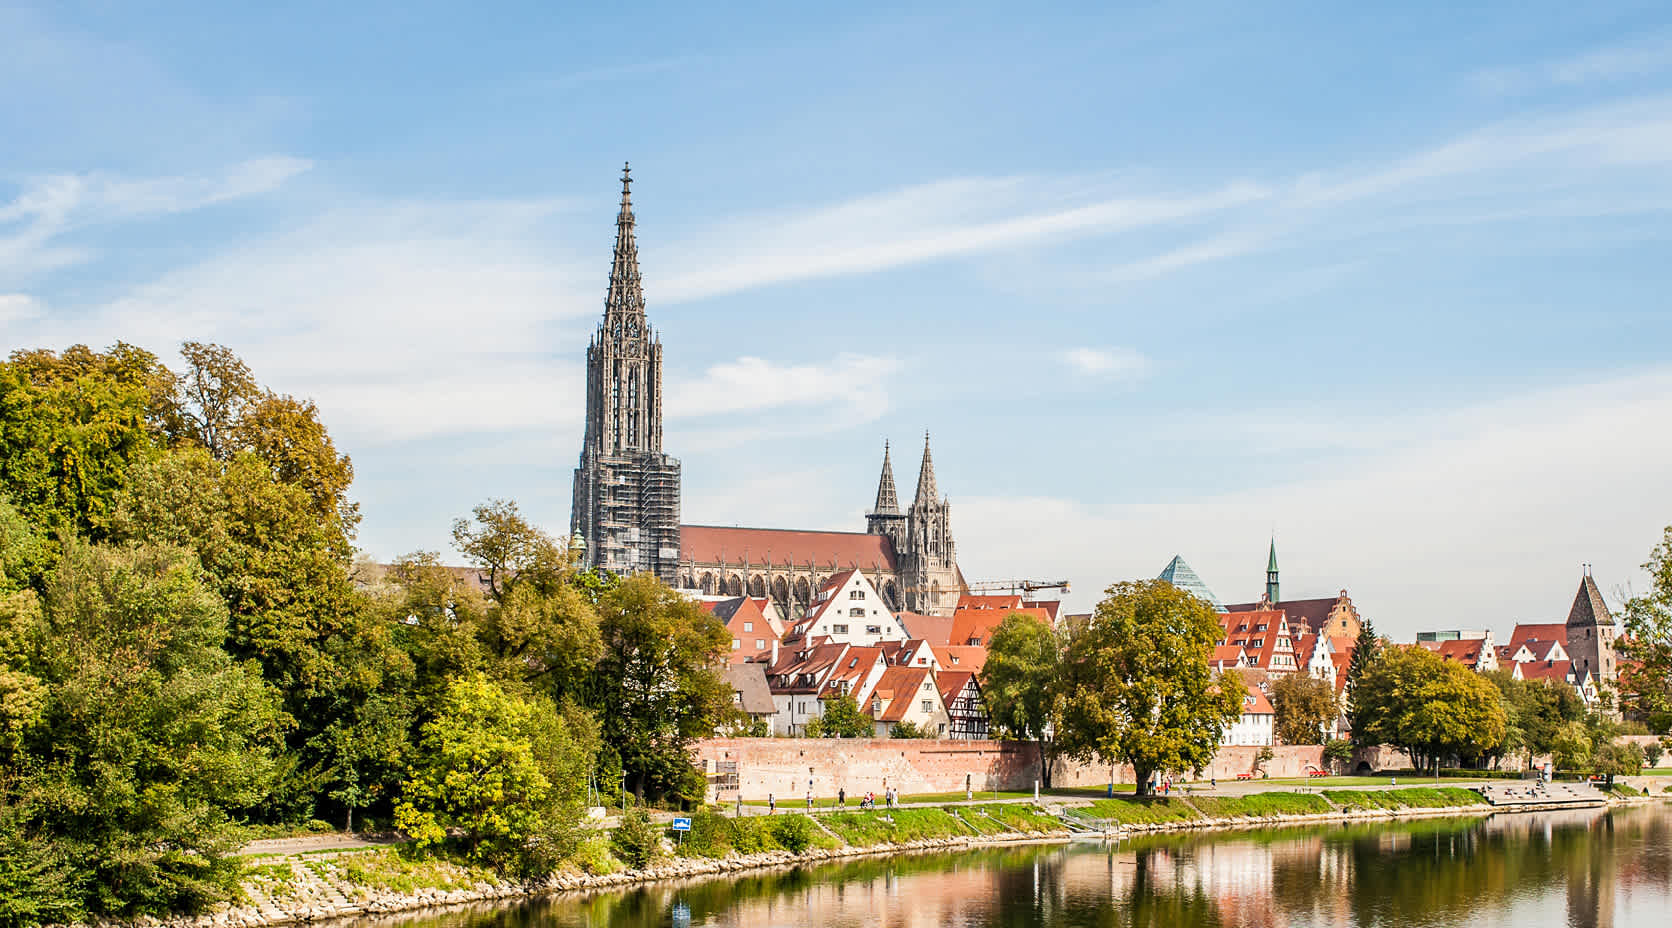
[{"left": 694, "top": 739, "right": 1328, "bottom": 800}]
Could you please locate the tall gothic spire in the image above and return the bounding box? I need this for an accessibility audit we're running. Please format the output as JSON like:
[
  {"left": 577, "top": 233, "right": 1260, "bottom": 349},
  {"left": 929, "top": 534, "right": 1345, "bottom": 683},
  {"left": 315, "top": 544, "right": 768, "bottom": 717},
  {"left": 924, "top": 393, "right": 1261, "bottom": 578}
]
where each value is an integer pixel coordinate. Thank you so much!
[
  {"left": 913, "top": 431, "right": 939, "bottom": 505},
  {"left": 872, "top": 441, "right": 900, "bottom": 514},
  {"left": 605, "top": 162, "right": 644, "bottom": 319}
]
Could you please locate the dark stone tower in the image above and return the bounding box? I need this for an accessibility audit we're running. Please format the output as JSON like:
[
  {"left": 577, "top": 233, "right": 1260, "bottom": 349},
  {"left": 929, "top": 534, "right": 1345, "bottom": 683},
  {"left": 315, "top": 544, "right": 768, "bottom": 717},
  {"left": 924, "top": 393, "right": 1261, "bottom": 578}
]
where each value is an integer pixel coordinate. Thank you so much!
[
  {"left": 1566, "top": 568, "right": 1618, "bottom": 687},
  {"left": 900, "top": 433, "right": 958, "bottom": 614},
  {"left": 865, "top": 441, "right": 907, "bottom": 552},
  {"left": 571, "top": 164, "right": 681, "bottom": 582}
]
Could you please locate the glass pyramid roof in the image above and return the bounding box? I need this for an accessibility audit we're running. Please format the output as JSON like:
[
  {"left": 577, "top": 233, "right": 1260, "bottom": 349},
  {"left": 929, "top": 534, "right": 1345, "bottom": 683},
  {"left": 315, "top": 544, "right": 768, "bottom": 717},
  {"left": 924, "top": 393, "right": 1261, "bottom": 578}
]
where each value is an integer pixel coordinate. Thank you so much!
[{"left": 1158, "top": 555, "right": 1225, "bottom": 611}]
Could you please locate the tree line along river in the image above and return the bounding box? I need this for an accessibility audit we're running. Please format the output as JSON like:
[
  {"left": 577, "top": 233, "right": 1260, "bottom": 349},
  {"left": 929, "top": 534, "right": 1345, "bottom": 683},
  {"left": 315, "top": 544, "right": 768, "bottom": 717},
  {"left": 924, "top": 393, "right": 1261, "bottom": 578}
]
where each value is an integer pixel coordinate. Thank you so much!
[{"left": 346, "top": 804, "right": 1669, "bottom": 928}]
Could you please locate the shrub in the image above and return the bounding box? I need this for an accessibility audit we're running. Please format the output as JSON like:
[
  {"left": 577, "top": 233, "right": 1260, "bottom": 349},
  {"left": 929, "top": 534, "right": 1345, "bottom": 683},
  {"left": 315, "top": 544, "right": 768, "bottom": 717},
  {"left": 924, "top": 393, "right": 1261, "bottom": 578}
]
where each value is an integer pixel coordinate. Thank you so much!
[
  {"left": 610, "top": 808, "right": 662, "bottom": 870},
  {"left": 570, "top": 836, "right": 620, "bottom": 875},
  {"left": 680, "top": 809, "right": 733, "bottom": 859},
  {"left": 728, "top": 816, "right": 778, "bottom": 855},
  {"left": 769, "top": 814, "right": 818, "bottom": 852}
]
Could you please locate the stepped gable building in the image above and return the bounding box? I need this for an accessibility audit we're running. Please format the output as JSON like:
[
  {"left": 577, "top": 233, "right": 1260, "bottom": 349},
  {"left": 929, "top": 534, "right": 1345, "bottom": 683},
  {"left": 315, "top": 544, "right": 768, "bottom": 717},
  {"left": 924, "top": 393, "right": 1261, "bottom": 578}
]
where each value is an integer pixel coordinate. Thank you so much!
[
  {"left": 1224, "top": 540, "right": 1364, "bottom": 641},
  {"left": 570, "top": 165, "right": 682, "bottom": 583},
  {"left": 677, "top": 435, "right": 964, "bottom": 618}
]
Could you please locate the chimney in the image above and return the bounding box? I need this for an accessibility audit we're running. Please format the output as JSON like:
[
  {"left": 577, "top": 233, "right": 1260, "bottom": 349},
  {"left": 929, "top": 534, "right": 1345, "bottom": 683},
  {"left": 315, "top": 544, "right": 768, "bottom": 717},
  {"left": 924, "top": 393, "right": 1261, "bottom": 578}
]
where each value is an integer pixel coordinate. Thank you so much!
[{"left": 771, "top": 638, "right": 779, "bottom": 664}]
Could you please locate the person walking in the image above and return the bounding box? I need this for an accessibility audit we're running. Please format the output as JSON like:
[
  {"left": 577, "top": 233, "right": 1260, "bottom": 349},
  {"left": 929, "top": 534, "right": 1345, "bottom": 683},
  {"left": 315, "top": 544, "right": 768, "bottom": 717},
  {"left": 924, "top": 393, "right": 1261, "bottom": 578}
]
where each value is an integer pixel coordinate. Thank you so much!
[
  {"left": 838, "top": 787, "right": 846, "bottom": 808},
  {"left": 806, "top": 789, "right": 813, "bottom": 810},
  {"left": 768, "top": 793, "right": 776, "bottom": 815}
]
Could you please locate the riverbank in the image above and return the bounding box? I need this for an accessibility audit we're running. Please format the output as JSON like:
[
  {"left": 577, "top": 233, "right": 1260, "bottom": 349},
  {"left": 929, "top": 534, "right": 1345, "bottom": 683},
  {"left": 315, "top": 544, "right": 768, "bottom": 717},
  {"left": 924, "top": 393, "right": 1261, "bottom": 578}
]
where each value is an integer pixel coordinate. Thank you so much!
[{"left": 94, "top": 792, "right": 1662, "bottom": 928}]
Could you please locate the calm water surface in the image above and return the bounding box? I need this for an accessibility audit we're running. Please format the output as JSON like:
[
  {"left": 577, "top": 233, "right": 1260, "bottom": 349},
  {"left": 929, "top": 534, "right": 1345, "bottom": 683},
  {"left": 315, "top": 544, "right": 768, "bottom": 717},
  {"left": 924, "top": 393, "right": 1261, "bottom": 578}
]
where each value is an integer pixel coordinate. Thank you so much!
[{"left": 357, "top": 804, "right": 1671, "bottom": 928}]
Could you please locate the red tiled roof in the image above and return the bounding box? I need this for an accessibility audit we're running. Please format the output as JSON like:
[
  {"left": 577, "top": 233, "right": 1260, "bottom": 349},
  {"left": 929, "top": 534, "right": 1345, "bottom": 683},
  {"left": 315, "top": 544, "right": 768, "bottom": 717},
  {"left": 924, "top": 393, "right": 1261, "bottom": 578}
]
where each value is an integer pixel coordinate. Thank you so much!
[
  {"left": 1024, "top": 600, "right": 1062, "bottom": 623},
  {"left": 1507, "top": 623, "right": 1568, "bottom": 661},
  {"left": 937, "top": 670, "right": 976, "bottom": 705},
  {"left": 931, "top": 645, "right": 987, "bottom": 674},
  {"left": 897, "top": 611, "right": 955, "bottom": 646},
  {"left": 868, "top": 666, "right": 935, "bottom": 723},
  {"left": 1242, "top": 685, "right": 1274, "bottom": 715},
  {"left": 1219, "top": 608, "right": 1298, "bottom": 673},
  {"left": 957, "top": 594, "right": 1024, "bottom": 611},
  {"left": 950, "top": 607, "right": 1050, "bottom": 647},
  {"left": 1212, "top": 644, "right": 1248, "bottom": 666},
  {"left": 679, "top": 525, "right": 897, "bottom": 570},
  {"left": 1516, "top": 660, "right": 1575, "bottom": 684},
  {"left": 1224, "top": 596, "right": 1342, "bottom": 634},
  {"left": 1436, "top": 638, "right": 1487, "bottom": 667}
]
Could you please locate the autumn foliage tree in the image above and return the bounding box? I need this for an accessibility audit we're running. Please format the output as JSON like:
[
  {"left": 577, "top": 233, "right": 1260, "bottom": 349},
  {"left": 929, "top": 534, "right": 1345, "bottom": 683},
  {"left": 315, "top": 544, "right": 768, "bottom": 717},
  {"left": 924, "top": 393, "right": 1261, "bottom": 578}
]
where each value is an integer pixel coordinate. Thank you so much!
[{"left": 1271, "top": 672, "right": 1337, "bottom": 745}]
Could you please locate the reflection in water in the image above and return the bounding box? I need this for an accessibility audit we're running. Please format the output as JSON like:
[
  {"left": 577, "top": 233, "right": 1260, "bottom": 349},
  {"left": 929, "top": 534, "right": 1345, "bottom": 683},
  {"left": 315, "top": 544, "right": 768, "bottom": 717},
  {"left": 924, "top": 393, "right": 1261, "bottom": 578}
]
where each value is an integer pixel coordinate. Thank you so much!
[{"left": 340, "top": 805, "right": 1671, "bottom": 928}]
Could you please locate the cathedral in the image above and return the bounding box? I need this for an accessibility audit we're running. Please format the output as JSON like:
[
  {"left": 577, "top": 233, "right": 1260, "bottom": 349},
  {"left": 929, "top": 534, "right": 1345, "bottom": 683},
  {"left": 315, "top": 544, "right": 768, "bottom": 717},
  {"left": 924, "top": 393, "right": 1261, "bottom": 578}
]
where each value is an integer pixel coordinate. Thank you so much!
[
  {"left": 678, "top": 436, "right": 964, "bottom": 618},
  {"left": 569, "top": 165, "right": 682, "bottom": 583},
  {"left": 569, "top": 167, "right": 965, "bottom": 614}
]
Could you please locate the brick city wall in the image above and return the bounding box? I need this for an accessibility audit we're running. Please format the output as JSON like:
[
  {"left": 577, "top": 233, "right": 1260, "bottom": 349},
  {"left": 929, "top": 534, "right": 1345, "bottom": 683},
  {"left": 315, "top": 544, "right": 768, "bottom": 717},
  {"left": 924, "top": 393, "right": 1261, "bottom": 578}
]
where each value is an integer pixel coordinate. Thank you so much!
[{"left": 694, "top": 739, "right": 1327, "bottom": 800}]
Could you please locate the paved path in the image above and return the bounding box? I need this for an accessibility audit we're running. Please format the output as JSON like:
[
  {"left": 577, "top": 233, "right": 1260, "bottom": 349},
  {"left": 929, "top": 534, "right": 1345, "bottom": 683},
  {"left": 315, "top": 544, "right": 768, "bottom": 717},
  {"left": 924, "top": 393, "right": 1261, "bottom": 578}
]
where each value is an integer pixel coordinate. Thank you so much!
[{"left": 239, "top": 833, "right": 403, "bottom": 857}]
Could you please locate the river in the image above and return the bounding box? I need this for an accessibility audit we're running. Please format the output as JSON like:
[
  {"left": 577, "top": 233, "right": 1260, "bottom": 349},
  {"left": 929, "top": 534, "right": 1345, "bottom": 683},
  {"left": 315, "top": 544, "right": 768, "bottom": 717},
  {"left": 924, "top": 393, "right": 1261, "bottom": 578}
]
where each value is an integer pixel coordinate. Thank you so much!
[{"left": 356, "top": 804, "right": 1670, "bottom": 928}]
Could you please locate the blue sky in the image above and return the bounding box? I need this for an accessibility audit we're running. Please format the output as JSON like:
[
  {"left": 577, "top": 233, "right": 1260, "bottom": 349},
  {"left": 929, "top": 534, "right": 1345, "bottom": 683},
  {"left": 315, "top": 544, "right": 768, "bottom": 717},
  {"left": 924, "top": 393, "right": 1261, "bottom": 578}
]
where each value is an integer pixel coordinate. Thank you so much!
[{"left": 5, "top": 1, "right": 1672, "bottom": 636}]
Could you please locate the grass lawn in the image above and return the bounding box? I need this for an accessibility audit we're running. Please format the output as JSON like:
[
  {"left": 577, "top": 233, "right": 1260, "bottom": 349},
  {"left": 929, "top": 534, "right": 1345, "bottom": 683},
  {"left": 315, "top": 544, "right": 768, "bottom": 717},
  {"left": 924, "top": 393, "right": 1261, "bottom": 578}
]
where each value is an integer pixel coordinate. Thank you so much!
[
  {"left": 1072, "top": 797, "right": 1201, "bottom": 826},
  {"left": 1189, "top": 792, "right": 1333, "bottom": 818},
  {"left": 1322, "top": 787, "right": 1486, "bottom": 811}
]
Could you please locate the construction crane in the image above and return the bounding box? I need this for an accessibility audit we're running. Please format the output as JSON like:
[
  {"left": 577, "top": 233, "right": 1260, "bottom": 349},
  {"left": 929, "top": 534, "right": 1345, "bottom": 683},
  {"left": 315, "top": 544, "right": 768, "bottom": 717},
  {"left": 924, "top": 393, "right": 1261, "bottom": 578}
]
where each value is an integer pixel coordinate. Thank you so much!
[{"left": 900, "top": 579, "right": 1070, "bottom": 597}]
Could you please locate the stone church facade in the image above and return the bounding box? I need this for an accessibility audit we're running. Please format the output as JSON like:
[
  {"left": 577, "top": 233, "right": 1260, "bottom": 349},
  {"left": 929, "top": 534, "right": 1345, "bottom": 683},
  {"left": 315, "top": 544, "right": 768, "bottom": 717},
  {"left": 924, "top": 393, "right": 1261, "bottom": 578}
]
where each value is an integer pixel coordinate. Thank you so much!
[
  {"left": 570, "top": 165, "right": 682, "bottom": 584},
  {"left": 677, "top": 437, "right": 964, "bottom": 618}
]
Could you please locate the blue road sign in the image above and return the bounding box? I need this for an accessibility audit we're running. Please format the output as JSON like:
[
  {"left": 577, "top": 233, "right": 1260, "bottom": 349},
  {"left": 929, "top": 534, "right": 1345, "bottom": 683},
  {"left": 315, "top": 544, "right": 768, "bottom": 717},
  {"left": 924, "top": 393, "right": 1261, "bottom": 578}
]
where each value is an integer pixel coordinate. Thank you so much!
[{"left": 671, "top": 816, "right": 692, "bottom": 831}]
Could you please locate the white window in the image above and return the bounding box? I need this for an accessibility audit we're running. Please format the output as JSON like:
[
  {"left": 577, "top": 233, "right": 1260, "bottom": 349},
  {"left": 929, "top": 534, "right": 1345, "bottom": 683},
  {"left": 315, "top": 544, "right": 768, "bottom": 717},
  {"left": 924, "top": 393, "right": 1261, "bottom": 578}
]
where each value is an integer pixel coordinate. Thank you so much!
[
  {"left": 922, "top": 681, "right": 932, "bottom": 691},
  {"left": 921, "top": 699, "right": 933, "bottom": 713},
  {"left": 744, "top": 622, "right": 753, "bottom": 632},
  {"left": 866, "top": 625, "right": 882, "bottom": 635},
  {"left": 849, "top": 607, "right": 865, "bottom": 618},
  {"left": 732, "top": 639, "right": 740, "bottom": 650},
  {"left": 756, "top": 639, "right": 765, "bottom": 649},
  {"left": 832, "top": 624, "right": 849, "bottom": 634},
  {"left": 849, "top": 590, "right": 865, "bottom": 600}
]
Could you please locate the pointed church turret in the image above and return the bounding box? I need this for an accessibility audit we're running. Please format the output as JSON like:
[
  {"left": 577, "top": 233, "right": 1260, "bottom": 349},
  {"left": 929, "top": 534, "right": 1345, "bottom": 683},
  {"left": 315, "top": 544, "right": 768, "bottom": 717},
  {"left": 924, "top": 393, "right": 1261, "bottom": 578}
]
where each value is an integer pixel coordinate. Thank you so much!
[
  {"left": 1565, "top": 568, "right": 1619, "bottom": 687},
  {"left": 1265, "top": 539, "right": 1280, "bottom": 604},
  {"left": 865, "top": 441, "right": 907, "bottom": 548},
  {"left": 605, "top": 162, "right": 645, "bottom": 321},
  {"left": 872, "top": 441, "right": 900, "bottom": 514},
  {"left": 913, "top": 431, "right": 939, "bottom": 505}
]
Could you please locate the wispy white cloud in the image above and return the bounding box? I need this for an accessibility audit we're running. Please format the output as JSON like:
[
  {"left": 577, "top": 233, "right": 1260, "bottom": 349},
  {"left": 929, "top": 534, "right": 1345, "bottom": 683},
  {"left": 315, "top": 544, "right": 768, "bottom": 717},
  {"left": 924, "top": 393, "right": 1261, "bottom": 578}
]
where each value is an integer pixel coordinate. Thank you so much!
[
  {"left": 1060, "top": 346, "right": 1151, "bottom": 379},
  {"left": 1470, "top": 35, "right": 1672, "bottom": 96},
  {"left": 956, "top": 368, "right": 1672, "bottom": 637},
  {"left": 1, "top": 157, "right": 312, "bottom": 283},
  {"left": 657, "top": 179, "right": 1272, "bottom": 303}
]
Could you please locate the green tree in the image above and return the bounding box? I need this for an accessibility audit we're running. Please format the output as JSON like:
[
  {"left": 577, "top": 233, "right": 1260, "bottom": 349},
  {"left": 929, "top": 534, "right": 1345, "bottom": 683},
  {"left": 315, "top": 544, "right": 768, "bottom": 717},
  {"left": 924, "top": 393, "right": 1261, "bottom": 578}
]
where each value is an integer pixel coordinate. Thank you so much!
[
  {"left": 113, "top": 445, "right": 411, "bottom": 822},
  {"left": 888, "top": 720, "right": 934, "bottom": 739},
  {"left": 1322, "top": 738, "right": 1354, "bottom": 771},
  {"left": 451, "top": 500, "right": 602, "bottom": 700},
  {"left": 1550, "top": 721, "right": 1592, "bottom": 776},
  {"left": 609, "top": 807, "right": 662, "bottom": 870},
  {"left": 981, "top": 611, "right": 1066, "bottom": 787},
  {"left": 1344, "top": 619, "right": 1381, "bottom": 745},
  {"left": 1621, "top": 525, "right": 1672, "bottom": 727},
  {"left": 0, "top": 344, "right": 173, "bottom": 541},
  {"left": 1354, "top": 645, "right": 1507, "bottom": 772},
  {"left": 805, "top": 693, "right": 874, "bottom": 738},
  {"left": 171, "top": 341, "right": 260, "bottom": 460},
  {"left": 394, "top": 673, "right": 592, "bottom": 872},
  {"left": 1271, "top": 672, "right": 1337, "bottom": 745},
  {"left": 5, "top": 540, "right": 281, "bottom": 918},
  {"left": 589, "top": 574, "right": 731, "bottom": 802},
  {"left": 1056, "top": 580, "right": 1243, "bottom": 796},
  {"left": 1484, "top": 671, "right": 1585, "bottom": 768}
]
